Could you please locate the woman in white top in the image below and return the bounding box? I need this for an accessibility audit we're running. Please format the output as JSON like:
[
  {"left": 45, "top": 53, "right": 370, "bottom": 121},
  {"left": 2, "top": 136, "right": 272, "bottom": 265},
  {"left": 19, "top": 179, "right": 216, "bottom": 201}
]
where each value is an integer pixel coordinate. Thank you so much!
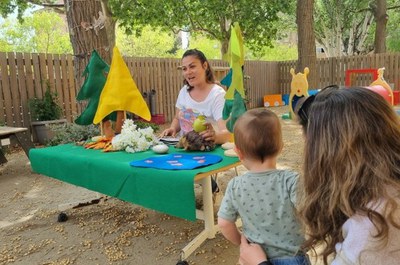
[
  {"left": 160, "top": 49, "right": 230, "bottom": 144},
  {"left": 239, "top": 87, "right": 400, "bottom": 265}
]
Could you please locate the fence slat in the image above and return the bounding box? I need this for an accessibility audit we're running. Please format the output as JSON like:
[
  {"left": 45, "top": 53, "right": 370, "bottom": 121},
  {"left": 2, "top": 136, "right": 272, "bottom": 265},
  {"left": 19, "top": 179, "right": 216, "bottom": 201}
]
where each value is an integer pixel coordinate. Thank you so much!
[
  {"left": 0, "top": 53, "right": 12, "bottom": 125},
  {"left": 16, "top": 52, "right": 30, "bottom": 128},
  {"left": 8, "top": 52, "right": 21, "bottom": 126}
]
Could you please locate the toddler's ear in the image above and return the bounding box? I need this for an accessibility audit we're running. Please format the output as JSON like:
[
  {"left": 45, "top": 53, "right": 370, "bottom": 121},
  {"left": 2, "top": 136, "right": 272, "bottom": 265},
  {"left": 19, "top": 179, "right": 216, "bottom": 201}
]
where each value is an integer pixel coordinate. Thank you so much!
[{"left": 234, "top": 145, "right": 243, "bottom": 160}]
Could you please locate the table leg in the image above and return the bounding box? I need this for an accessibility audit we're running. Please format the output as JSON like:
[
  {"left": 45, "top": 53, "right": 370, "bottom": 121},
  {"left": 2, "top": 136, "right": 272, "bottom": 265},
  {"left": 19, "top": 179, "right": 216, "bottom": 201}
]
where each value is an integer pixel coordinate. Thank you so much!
[
  {"left": 11, "top": 132, "right": 34, "bottom": 158},
  {"left": 0, "top": 148, "right": 7, "bottom": 164},
  {"left": 180, "top": 176, "right": 216, "bottom": 260}
]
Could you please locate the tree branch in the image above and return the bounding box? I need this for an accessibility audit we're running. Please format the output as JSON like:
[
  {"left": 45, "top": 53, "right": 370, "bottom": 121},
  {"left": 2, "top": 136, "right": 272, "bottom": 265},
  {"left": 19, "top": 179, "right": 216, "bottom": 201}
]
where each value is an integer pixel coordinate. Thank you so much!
[
  {"left": 27, "top": 0, "right": 64, "bottom": 8},
  {"left": 387, "top": 5, "right": 400, "bottom": 10},
  {"left": 26, "top": 0, "right": 65, "bottom": 14},
  {"left": 180, "top": 1, "right": 219, "bottom": 40}
]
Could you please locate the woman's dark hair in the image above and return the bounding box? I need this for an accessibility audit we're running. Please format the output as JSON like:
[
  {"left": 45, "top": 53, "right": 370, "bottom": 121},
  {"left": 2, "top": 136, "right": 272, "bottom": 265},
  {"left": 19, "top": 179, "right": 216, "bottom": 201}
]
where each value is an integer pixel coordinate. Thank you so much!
[
  {"left": 295, "top": 95, "right": 315, "bottom": 132},
  {"left": 295, "top": 85, "right": 339, "bottom": 132},
  {"left": 182, "top": 49, "right": 215, "bottom": 90}
]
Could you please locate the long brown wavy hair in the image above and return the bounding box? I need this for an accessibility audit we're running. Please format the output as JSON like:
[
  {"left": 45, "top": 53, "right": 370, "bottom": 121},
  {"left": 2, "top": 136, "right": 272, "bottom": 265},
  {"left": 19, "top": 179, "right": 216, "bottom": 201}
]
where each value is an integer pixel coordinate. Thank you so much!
[{"left": 298, "top": 87, "right": 400, "bottom": 264}]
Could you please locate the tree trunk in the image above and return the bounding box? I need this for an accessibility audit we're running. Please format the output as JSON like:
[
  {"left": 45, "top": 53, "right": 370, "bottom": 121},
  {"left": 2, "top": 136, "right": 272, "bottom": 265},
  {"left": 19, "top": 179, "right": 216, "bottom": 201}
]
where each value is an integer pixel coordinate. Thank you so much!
[
  {"left": 296, "top": 0, "right": 317, "bottom": 88},
  {"left": 373, "top": 0, "right": 388, "bottom": 53},
  {"left": 219, "top": 17, "right": 231, "bottom": 57},
  {"left": 64, "top": 0, "right": 115, "bottom": 86}
]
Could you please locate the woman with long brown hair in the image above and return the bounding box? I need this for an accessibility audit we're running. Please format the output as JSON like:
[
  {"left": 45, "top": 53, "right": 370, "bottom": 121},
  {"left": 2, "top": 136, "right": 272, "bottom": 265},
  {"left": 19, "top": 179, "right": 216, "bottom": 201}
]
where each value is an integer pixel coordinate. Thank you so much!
[
  {"left": 239, "top": 87, "right": 400, "bottom": 265},
  {"left": 160, "top": 49, "right": 230, "bottom": 144}
]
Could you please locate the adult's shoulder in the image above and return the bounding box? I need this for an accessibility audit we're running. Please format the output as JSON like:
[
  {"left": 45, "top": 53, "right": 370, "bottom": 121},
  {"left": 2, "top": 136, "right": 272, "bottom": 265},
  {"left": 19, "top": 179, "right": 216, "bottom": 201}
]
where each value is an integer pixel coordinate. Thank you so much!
[
  {"left": 211, "top": 83, "right": 226, "bottom": 94},
  {"left": 178, "top": 84, "right": 190, "bottom": 93}
]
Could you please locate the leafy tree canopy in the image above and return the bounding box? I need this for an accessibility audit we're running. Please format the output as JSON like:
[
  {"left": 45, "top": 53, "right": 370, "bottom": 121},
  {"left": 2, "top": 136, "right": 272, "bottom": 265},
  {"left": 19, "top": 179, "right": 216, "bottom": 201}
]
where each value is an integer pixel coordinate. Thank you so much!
[
  {"left": 314, "top": 0, "right": 400, "bottom": 56},
  {"left": 108, "top": 0, "right": 294, "bottom": 56},
  {"left": 0, "top": 0, "right": 62, "bottom": 21},
  {"left": 117, "top": 25, "right": 178, "bottom": 58},
  {"left": 387, "top": 0, "right": 400, "bottom": 52},
  {"left": 0, "top": 10, "right": 72, "bottom": 53}
]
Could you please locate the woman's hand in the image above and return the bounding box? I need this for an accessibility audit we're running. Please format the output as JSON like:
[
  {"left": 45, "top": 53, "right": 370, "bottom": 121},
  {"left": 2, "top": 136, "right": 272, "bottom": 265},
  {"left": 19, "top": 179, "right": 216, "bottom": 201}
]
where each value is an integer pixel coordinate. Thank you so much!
[
  {"left": 159, "top": 127, "right": 178, "bottom": 138},
  {"left": 199, "top": 123, "right": 216, "bottom": 142},
  {"left": 239, "top": 235, "right": 267, "bottom": 265}
]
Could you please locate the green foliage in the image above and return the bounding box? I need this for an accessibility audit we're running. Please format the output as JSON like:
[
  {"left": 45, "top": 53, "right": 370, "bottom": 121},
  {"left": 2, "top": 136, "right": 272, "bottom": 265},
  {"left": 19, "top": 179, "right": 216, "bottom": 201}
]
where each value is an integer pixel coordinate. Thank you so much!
[
  {"left": 109, "top": 0, "right": 293, "bottom": 57},
  {"left": 0, "top": 10, "right": 72, "bottom": 53},
  {"left": 249, "top": 42, "right": 298, "bottom": 61},
  {"left": 47, "top": 123, "right": 100, "bottom": 146},
  {"left": 387, "top": 3, "right": 400, "bottom": 52},
  {"left": 29, "top": 87, "right": 62, "bottom": 121},
  {"left": 387, "top": 29, "right": 400, "bottom": 52},
  {"left": 134, "top": 120, "right": 160, "bottom": 133},
  {"left": 0, "top": 0, "right": 30, "bottom": 21},
  {"left": 117, "top": 25, "right": 177, "bottom": 57},
  {"left": 176, "top": 34, "right": 222, "bottom": 59},
  {"left": 46, "top": 120, "right": 158, "bottom": 147},
  {"left": 314, "top": 0, "right": 375, "bottom": 55}
]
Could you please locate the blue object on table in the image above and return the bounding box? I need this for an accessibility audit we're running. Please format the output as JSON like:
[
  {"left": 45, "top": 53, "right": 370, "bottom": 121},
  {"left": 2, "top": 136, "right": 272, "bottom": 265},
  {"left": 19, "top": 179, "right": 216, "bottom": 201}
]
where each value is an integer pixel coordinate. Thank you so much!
[{"left": 130, "top": 153, "right": 222, "bottom": 170}]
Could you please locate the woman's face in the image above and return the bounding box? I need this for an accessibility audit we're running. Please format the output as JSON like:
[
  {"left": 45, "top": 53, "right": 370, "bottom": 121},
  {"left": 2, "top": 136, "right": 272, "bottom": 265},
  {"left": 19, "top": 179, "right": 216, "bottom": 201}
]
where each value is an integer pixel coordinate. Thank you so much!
[{"left": 181, "top": 55, "right": 207, "bottom": 87}]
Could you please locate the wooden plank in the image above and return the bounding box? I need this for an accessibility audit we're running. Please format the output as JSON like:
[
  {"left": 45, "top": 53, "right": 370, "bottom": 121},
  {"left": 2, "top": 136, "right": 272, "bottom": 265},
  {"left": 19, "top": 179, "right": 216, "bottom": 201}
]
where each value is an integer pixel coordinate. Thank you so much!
[
  {"left": 53, "top": 54, "right": 65, "bottom": 119},
  {"left": 31, "top": 53, "right": 41, "bottom": 98},
  {"left": 67, "top": 55, "right": 77, "bottom": 120},
  {"left": 165, "top": 59, "right": 172, "bottom": 122},
  {"left": 24, "top": 53, "right": 35, "bottom": 100},
  {"left": 155, "top": 58, "right": 163, "bottom": 115},
  {"left": 8, "top": 52, "right": 21, "bottom": 126},
  {"left": 174, "top": 58, "right": 182, "bottom": 120},
  {"left": 141, "top": 58, "right": 149, "bottom": 113},
  {"left": 23, "top": 53, "right": 35, "bottom": 136},
  {"left": 38, "top": 53, "right": 47, "bottom": 97},
  {"left": 0, "top": 53, "right": 11, "bottom": 125},
  {"left": 46, "top": 54, "right": 56, "bottom": 94},
  {"left": 61, "top": 54, "right": 72, "bottom": 121},
  {"left": 16, "top": 52, "right": 30, "bottom": 128},
  {"left": 0, "top": 54, "right": 4, "bottom": 125}
]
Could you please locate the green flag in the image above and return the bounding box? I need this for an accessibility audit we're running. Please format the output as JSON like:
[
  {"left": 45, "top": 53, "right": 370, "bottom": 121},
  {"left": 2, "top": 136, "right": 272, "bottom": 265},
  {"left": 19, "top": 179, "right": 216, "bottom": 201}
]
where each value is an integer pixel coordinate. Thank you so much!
[{"left": 224, "top": 90, "right": 247, "bottom": 133}]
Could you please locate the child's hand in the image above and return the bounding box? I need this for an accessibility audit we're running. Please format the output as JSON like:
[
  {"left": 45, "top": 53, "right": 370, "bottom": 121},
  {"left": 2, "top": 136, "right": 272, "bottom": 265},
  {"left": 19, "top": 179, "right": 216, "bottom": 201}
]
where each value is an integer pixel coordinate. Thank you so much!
[{"left": 239, "top": 235, "right": 267, "bottom": 265}]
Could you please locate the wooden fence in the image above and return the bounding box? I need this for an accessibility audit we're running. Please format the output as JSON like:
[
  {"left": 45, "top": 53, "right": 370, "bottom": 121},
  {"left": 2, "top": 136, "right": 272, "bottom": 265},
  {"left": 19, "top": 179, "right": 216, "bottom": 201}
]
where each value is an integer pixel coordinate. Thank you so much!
[{"left": 1, "top": 52, "right": 400, "bottom": 141}]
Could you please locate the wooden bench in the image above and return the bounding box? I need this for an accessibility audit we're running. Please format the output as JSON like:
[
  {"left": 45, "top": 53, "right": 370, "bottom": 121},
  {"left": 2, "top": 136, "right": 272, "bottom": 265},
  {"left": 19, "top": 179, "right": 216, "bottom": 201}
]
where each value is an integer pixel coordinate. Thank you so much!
[{"left": 0, "top": 126, "right": 34, "bottom": 165}]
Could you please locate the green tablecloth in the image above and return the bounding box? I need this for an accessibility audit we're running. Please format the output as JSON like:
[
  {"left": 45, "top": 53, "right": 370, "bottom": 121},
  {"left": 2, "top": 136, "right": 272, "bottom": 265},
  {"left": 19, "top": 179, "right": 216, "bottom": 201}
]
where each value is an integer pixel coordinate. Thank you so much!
[{"left": 29, "top": 144, "right": 239, "bottom": 221}]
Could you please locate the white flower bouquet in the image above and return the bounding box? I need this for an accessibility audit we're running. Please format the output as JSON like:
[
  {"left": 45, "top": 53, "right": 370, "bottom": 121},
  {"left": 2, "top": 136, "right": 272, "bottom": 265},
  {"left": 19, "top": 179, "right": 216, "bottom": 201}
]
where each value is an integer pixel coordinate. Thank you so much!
[{"left": 111, "top": 119, "right": 158, "bottom": 153}]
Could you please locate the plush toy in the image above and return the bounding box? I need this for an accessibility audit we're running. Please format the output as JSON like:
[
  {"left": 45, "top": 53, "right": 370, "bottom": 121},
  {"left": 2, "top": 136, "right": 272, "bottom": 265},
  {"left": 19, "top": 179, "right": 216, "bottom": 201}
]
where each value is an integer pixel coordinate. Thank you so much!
[{"left": 175, "top": 131, "right": 216, "bottom": 151}]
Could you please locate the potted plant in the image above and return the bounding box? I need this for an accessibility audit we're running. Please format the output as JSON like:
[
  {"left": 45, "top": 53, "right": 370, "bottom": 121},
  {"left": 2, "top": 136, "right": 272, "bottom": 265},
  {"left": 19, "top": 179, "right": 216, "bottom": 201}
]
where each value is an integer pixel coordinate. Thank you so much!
[{"left": 29, "top": 87, "right": 67, "bottom": 145}]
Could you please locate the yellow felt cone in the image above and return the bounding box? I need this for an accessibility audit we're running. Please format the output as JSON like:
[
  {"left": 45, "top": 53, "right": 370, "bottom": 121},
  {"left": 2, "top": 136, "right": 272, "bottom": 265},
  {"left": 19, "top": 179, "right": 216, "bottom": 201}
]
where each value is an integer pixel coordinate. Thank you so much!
[{"left": 93, "top": 46, "right": 151, "bottom": 124}]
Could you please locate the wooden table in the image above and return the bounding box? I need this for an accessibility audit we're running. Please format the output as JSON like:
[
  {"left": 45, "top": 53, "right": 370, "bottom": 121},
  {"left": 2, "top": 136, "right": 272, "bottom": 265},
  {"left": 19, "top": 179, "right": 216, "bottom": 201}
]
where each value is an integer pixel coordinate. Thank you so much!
[{"left": 0, "top": 126, "right": 34, "bottom": 164}]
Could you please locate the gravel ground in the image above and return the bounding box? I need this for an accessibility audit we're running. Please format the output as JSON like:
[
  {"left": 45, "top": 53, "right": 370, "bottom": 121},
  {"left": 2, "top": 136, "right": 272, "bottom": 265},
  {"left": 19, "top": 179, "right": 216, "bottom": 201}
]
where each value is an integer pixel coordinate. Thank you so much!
[{"left": 0, "top": 106, "right": 314, "bottom": 265}]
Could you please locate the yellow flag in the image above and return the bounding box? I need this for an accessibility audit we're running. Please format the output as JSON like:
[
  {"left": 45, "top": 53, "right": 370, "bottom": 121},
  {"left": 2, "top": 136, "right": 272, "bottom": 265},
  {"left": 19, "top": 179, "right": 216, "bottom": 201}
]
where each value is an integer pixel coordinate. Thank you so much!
[{"left": 93, "top": 47, "right": 151, "bottom": 124}]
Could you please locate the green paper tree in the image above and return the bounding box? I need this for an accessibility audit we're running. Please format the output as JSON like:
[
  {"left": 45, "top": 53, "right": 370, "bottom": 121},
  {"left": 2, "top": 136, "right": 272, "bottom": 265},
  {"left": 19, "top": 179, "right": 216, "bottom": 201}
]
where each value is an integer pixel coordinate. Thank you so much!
[{"left": 75, "top": 50, "right": 115, "bottom": 125}]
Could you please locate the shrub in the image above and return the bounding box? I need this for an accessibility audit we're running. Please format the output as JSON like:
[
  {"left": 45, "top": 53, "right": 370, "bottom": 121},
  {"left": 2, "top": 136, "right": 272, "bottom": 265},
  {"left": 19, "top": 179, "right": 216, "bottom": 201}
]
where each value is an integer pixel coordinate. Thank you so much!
[
  {"left": 134, "top": 120, "right": 160, "bottom": 133},
  {"left": 29, "top": 88, "right": 62, "bottom": 121},
  {"left": 46, "top": 121, "right": 159, "bottom": 146},
  {"left": 47, "top": 123, "right": 100, "bottom": 146}
]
